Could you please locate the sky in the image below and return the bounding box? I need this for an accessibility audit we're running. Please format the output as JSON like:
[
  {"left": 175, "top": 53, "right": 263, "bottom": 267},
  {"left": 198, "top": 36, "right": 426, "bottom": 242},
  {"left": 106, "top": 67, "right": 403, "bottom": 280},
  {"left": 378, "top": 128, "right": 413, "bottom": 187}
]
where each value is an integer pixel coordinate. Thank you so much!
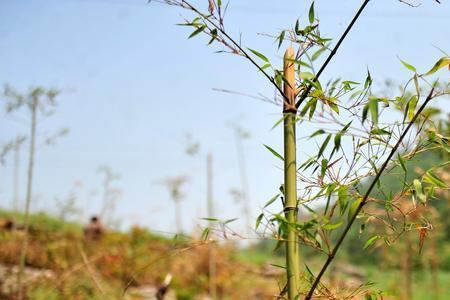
[{"left": 0, "top": 0, "right": 449, "bottom": 236}]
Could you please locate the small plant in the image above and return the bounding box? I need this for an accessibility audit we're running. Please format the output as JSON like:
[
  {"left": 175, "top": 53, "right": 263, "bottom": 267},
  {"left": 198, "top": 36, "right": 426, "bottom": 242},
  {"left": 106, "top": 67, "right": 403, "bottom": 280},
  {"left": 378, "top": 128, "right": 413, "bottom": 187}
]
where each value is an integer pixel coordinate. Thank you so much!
[
  {"left": 155, "top": 0, "right": 449, "bottom": 298},
  {"left": 2, "top": 85, "right": 68, "bottom": 300}
]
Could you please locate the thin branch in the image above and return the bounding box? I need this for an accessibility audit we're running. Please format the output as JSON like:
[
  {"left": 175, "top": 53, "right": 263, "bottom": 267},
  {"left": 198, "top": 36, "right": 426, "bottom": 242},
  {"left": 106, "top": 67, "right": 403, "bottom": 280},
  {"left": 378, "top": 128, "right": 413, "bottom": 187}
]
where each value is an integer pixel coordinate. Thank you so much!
[
  {"left": 304, "top": 86, "right": 436, "bottom": 300},
  {"left": 295, "top": 0, "right": 371, "bottom": 109},
  {"left": 177, "top": 0, "right": 293, "bottom": 108}
]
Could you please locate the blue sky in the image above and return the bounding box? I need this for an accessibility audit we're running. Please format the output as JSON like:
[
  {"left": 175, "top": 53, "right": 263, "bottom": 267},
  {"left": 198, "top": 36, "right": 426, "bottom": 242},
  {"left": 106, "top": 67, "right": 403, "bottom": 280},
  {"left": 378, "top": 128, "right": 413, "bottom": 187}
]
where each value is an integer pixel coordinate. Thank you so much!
[{"left": 0, "top": 0, "right": 449, "bottom": 235}]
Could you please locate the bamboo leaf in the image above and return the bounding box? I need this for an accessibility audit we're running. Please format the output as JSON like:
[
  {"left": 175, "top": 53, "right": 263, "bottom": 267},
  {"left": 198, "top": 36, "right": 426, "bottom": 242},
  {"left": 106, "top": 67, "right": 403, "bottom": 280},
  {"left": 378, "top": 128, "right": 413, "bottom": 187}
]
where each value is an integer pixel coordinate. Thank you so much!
[
  {"left": 320, "top": 159, "right": 328, "bottom": 178},
  {"left": 264, "top": 194, "right": 280, "bottom": 208},
  {"left": 406, "top": 95, "right": 418, "bottom": 121},
  {"left": 371, "top": 128, "right": 390, "bottom": 135},
  {"left": 271, "top": 115, "right": 287, "bottom": 130},
  {"left": 224, "top": 218, "right": 238, "bottom": 224},
  {"left": 363, "top": 235, "right": 381, "bottom": 249},
  {"left": 399, "top": 58, "right": 417, "bottom": 73},
  {"left": 413, "top": 179, "right": 427, "bottom": 204},
  {"left": 423, "top": 171, "right": 447, "bottom": 188},
  {"left": 248, "top": 48, "right": 269, "bottom": 63},
  {"left": 278, "top": 30, "right": 285, "bottom": 49},
  {"left": 312, "top": 46, "right": 326, "bottom": 61},
  {"left": 423, "top": 57, "right": 450, "bottom": 76},
  {"left": 309, "top": 1, "right": 315, "bottom": 24},
  {"left": 334, "top": 121, "right": 351, "bottom": 152},
  {"left": 201, "top": 217, "right": 219, "bottom": 222},
  {"left": 348, "top": 198, "right": 362, "bottom": 223},
  {"left": 397, "top": 153, "right": 407, "bottom": 174},
  {"left": 263, "top": 144, "right": 284, "bottom": 161},
  {"left": 368, "top": 97, "right": 379, "bottom": 126},
  {"left": 201, "top": 227, "right": 210, "bottom": 240},
  {"left": 323, "top": 221, "right": 343, "bottom": 230},
  {"left": 255, "top": 213, "right": 264, "bottom": 230},
  {"left": 338, "top": 186, "right": 348, "bottom": 216},
  {"left": 318, "top": 134, "right": 332, "bottom": 158},
  {"left": 310, "top": 129, "right": 325, "bottom": 138},
  {"left": 188, "top": 25, "right": 206, "bottom": 39}
]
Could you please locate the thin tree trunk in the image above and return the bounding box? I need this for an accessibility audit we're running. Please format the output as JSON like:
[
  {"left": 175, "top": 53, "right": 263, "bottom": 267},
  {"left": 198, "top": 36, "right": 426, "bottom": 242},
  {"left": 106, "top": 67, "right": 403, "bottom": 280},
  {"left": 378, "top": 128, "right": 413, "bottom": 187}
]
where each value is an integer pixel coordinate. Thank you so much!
[
  {"left": 235, "top": 129, "right": 250, "bottom": 236},
  {"left": 17, "top": 98, "right": 37, "bottom": 300},
  {"left": 207, "top": 153, "right": 217, "bottom": 299},
  {"left": 283, "top": 47, "right": 300, "bottom": 299},
  {"left": 403, "top": 237, "right": 413, "bottom": 300},
  {"left": 429, "top": 237, "right": 439, "bottom": 300},
  {"left": 100, "top": 182, "right": 110, "bottom": 221},
  {"left": 12, "top": 141, "right": 20, "bottom": 211},
  {"left": 175, "top": 200, "right": 182, "bottom": 234}
]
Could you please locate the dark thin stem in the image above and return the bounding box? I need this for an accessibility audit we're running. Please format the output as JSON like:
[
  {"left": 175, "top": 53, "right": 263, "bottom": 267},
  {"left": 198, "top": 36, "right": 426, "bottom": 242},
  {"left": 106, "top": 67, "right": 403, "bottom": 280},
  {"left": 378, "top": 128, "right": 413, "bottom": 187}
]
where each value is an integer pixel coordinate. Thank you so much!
[
  {"left": 295, "top": 0, "right": 371, "bottom": 109},
  {"left": 180, "top": 0, "right": 292, "bottom": 107},
  {"left": 304, "top": 87, "right": 435, "bottom": 300}
]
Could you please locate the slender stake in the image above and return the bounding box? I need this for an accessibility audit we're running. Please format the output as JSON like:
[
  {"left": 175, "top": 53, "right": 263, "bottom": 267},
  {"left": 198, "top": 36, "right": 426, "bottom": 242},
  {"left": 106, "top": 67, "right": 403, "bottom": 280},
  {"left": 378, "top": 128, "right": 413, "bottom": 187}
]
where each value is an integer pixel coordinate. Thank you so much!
[
  {"left": 207, "top": 153, "right": 217, "bottom": 299},
  {"left": 234, "top": 128, "right": 251, "bottom": 236},
  {"left": 283, "top": 47, "right": 301, "bottom": 299},
  {"left": 304, "top": 88, "right": 435, "bottom": 299},
  {"left": 17, "top": 97, "right": 38, "bottom": 300},
  {"left": 175, "top": 199, "right": 182, "bottom": 234},
  {"left": 12, "top": 140, "right": 20, "bottom": 211}
]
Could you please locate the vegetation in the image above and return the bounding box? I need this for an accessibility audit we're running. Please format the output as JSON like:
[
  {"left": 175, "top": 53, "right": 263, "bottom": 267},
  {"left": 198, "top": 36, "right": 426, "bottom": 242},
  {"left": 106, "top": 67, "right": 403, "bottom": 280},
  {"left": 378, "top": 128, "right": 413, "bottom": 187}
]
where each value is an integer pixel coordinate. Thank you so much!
[
  {"left": 157, "top": 0, "right": 450, "bottom": 299},
  {"left": 0, "top": 1, "right": 449, "bottom": 299}
]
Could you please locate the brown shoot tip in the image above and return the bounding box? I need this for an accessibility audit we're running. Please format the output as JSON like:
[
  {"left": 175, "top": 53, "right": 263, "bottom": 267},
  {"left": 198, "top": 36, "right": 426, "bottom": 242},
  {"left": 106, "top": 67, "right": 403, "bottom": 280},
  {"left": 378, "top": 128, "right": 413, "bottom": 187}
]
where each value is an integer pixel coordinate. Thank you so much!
[{"left": 284, "top": 47, "right": 294, "bottom": 60}]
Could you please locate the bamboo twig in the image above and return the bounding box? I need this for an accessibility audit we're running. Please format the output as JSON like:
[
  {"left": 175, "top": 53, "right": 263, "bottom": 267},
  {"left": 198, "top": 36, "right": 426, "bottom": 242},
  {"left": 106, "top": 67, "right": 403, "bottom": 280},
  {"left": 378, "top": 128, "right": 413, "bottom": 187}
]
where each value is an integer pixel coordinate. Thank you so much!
[
  {"left": 304, "top": 87, "right": 436, "bottom": 300},
  {"left": 295, "top": 0, "right": 371, "bottom": 109}
]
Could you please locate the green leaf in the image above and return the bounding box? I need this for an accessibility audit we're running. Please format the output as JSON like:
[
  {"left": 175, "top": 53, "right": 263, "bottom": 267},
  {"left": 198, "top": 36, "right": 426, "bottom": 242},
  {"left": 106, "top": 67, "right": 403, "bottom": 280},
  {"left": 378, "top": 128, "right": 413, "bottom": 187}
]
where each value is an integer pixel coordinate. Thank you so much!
[
  {"left": 413, "top": 179, "right": 427, "bottom": 204},
  {"left": 299, "top": 72, "right": 315, "bottom": 80},
  {"left": 363, "top": 235, "right": 381, "bottom": 249},
  {"left": 312, "top": 46, "right": 327, "bottom": 61},
  {"left": 263, "top": 144, "right": 284, "bottom": 161},
  {"left": 309, "top": 98, "right": 318, "bottom": 120},
  {"left": 399, "top": 58, "right": 417, "bottom": 73},
  {"left": 323, "top": 221, "right": 343, "bottom": 230},
  {"left": 278, "top": 30, "right": 285, "bottom": 49},
  {"left": 362, "top": 103, "right": 369, "bottom": 123},
  {"left": 371, "top": 128, "right": 390, "bottom": 135},
  {"left": 397, "top": 153, "right": 407, "bottom": 174},
  {"left": 348, "top": 198, "right": 362, "bottom": 223},
  {"left": 338, "top": 186, "right": 348, "bottom": 216},
  {"left": 368, "top": 97, "right": 379, "bottom": 126},
  {"left": 264, "top": 194, "right": 280, "bottom": 208},
  {"left": 188, "top": 25, "right": 206, "bottom": 39},
  {"left": 405, "top": 95, "right": 418, "bottom": 122},
  {"left": 423, "top": 57, "right": 450, "bottom": 76},
  {"left": 310, "top": 129, "right": 325, "bottom": 138},
  {"left": 224, "top": 218, "right": 238, "bottom": 224},
  {"left": 334, "top": 121, "right": 351, "bottom": 152},
  {"left": 201, "top": 227, "right": 210, "bottom": 240},
  {"left": 271, "top": 115, "right": 287, "bottom": 130},
  {"left": 318, "top": 134, "right": 331, "bottom": 158},
  {"left": 255, "top": 213, "right": 264, "bottom": 230},
  {"left": 364, "top": 70, "right": 372, "bottom": 90},
  {"left": 248, "top": 48, "right": 269, "bottom": 63},
  {"left": 423, "top": 171, "right": 447, "bottom": 188},
  {"left": 308, "top": 2, "right": 315, "bottom": 24},
  {"left": 207, "top": 28, "right": 218, "bottom": 45},
  {"left": 320, "top": 158, "right": 328, "bottom": 178},
  {"left": 201, "top": 217, "right": 219, "bottom": 222}
]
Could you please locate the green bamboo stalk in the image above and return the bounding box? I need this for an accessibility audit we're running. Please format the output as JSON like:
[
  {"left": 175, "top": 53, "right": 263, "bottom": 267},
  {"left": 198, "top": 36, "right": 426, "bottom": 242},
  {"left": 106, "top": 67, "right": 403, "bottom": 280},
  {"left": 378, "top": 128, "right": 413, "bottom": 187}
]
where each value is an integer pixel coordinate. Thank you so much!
[
  {"left": 17, "top": 96, "right": 37, "bottom": 300},
  {"left": 283, "top": 47, "right": 300, "bottom": 299}
]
